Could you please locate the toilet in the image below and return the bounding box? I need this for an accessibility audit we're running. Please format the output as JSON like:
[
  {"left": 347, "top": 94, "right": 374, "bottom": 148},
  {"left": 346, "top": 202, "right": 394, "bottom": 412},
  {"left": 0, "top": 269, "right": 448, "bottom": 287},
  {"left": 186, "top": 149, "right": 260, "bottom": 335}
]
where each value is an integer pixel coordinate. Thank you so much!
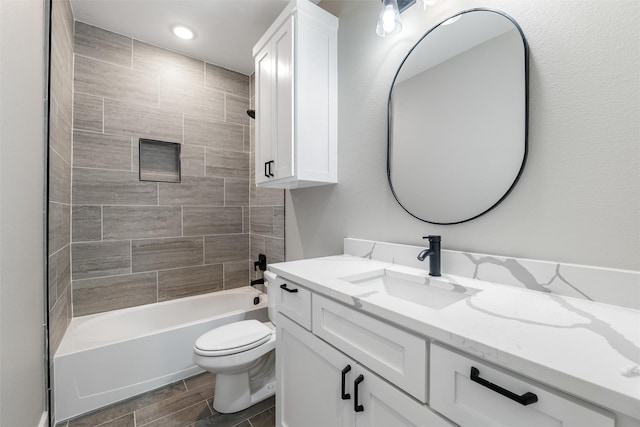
[{"left": 192, "top": 272, "right": 277, "bottom": 413}]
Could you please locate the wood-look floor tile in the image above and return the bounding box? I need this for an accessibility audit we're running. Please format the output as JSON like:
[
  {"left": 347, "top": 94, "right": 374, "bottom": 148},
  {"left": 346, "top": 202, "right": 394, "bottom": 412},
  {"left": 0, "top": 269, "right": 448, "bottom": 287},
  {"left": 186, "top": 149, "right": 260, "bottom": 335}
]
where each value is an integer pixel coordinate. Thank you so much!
[
  {"left": 194, "top": 397, "right": 274, "bottom": 427},
  {"left": 135, "top": 385, "right": 213, "bottom": 426},
  {"left": 140, "top": 401, "right": 212, "bottom": 427},
  {"left": 247, "top": 408, "right": 275, "bottom": 427},
  {"left": 67, "top": 381, "right": 187, "bottom": 427},
  {"left": 184, "top": 373, "right": 215, "bottom": 392},
  {"left": 99, "top": 413, "right": 135, "bottom": 427}
]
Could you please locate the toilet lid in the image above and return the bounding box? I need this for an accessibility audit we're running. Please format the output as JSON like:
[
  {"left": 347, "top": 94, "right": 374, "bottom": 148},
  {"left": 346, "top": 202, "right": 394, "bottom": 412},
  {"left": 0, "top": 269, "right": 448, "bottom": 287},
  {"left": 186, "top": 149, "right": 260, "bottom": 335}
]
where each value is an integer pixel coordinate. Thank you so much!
[{"left": 194, "top": 320, "right": 272, "bottom": 356}]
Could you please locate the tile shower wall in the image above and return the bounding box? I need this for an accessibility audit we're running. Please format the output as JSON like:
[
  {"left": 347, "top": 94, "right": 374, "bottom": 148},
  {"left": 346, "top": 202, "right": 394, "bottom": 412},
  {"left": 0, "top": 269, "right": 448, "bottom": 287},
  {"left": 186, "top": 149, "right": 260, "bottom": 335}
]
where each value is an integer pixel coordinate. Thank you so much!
[
  {"left": 49, "top": 0, "right": 74, "bottom": 354},
  {"left": 248, "top": 73, "right": 285, "bottom": 282},
  {"left": 71, "top": 22, "right": 255, "bottom": 316}
]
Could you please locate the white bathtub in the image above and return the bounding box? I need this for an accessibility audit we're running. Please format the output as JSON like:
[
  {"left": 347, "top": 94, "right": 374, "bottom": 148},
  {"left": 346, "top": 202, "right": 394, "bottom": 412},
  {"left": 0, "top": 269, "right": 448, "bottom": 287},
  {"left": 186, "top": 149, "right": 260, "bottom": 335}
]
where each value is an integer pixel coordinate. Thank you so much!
[{"left": 54, "top": 287, "right": 269, "bottom": 422}]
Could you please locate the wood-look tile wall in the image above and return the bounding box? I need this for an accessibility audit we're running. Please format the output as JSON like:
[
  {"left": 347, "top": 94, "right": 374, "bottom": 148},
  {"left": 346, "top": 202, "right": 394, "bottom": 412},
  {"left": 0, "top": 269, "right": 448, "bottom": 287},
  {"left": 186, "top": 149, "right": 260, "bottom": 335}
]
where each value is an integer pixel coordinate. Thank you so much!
[
  {"left": 49, "top": 0, "right": 74, "bottom": 356},
  {"left": 71, "top": 22, "right": 256, "bottom": 316}
]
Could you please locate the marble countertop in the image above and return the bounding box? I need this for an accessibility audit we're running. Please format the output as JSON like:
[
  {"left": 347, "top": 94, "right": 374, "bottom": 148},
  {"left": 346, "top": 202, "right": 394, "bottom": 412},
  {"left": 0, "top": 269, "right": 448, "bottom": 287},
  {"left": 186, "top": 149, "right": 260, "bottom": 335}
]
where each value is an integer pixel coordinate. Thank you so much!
[{"left": 269, "top": 255, "right": 640, "bottom": 420}]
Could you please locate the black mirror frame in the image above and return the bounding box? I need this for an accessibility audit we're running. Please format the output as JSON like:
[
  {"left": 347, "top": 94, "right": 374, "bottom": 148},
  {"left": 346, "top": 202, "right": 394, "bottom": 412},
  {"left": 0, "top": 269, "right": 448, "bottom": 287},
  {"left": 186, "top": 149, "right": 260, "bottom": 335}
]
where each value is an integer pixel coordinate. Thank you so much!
[{"left": 386, "top": 8, "right": 530, "bottom": 225}]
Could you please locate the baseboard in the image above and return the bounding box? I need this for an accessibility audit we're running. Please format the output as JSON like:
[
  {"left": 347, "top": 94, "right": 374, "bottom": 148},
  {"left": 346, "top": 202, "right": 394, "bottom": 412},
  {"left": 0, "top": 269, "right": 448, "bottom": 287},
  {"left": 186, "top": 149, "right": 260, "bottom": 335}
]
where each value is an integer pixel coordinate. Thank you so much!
[{"left": 38, "top": 411, "right": 48, "bottom": 427}]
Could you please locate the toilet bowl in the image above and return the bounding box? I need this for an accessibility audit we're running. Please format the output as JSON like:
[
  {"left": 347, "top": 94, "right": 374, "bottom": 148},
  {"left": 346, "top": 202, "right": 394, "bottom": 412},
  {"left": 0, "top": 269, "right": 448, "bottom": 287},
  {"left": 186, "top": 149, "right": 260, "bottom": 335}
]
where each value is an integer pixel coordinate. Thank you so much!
[{"left": 192, "top": 272, "right": 277, "bottom": 413}]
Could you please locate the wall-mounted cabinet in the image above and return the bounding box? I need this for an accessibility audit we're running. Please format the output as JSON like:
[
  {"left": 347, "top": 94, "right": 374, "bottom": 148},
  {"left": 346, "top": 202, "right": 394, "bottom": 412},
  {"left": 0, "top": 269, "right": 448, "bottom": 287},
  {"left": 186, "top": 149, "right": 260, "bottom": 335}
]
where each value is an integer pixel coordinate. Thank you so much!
[{"left": 253, "top": 0, "right": 338, "bottom": 189}]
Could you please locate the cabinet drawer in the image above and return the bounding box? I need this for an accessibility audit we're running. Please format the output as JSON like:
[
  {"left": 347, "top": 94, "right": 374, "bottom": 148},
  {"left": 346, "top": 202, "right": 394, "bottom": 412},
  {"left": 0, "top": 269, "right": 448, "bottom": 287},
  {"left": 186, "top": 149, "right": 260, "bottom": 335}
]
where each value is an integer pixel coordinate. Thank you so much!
[
  {"left": 275, "top": 277, "right": 312, "bottom": 330},
  {"left": 430, "top": 343, "right": 614, "bottom": 427},
  {"left": 312, "top": 294, "right": 427, "bottom": 402}
]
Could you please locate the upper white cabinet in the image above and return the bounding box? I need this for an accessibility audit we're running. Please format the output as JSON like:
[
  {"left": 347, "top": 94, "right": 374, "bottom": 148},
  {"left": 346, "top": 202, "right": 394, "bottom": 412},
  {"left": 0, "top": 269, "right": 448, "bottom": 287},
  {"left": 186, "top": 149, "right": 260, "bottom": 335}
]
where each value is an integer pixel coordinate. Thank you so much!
[{"left": 253, "top": 0, "right": 338, "bottom": 189}]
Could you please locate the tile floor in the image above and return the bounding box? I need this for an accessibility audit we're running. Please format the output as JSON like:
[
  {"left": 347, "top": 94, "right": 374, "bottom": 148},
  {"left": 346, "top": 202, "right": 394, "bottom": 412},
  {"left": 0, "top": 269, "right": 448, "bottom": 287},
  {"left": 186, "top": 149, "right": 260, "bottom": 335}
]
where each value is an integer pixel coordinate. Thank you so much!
[{"left": 55, "top": 372, "right": 275, "bottom": 427}]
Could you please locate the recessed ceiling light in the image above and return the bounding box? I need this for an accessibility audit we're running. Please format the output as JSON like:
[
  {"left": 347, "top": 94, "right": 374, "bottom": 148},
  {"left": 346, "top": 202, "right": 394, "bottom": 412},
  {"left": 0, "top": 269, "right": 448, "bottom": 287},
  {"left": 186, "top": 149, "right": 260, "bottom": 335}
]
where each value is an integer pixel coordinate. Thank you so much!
[{"left": 172, "top": 25, "right": 195, "bottom": 40}]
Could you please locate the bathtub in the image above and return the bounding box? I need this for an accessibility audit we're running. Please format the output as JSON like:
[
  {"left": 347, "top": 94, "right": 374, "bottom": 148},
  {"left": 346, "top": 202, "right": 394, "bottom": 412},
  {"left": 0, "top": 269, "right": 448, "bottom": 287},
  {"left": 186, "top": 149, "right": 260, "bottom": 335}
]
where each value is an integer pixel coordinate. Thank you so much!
[{"left": 54, "top": 287, "right": 269, "bottom": 422}]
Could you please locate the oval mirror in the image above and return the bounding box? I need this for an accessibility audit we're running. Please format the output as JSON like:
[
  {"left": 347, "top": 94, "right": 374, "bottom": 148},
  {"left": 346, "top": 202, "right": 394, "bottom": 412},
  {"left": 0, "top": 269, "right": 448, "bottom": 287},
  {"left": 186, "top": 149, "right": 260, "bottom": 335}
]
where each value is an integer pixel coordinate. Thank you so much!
[{"left": 388, "top": 9, "right": 528, "bottom": 225}]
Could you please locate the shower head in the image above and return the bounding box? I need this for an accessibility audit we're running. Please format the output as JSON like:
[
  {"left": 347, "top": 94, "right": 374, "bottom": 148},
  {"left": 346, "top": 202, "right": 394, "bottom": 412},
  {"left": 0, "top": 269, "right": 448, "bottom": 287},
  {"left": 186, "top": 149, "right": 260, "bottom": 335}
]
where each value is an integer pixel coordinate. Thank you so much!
[{"left": 247, "top": 109, "right": 255, "bottom": 119}]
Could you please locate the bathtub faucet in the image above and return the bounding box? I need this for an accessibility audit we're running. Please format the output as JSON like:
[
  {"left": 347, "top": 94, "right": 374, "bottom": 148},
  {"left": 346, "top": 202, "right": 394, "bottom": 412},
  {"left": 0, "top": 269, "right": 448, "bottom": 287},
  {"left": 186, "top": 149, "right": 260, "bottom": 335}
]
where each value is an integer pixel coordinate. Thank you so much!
[
  {"left": 250, "top": 278, "right": 265, "bottom": 286},
  {"left": 417, "top": 235, "right": 441, "bottom": 277}
]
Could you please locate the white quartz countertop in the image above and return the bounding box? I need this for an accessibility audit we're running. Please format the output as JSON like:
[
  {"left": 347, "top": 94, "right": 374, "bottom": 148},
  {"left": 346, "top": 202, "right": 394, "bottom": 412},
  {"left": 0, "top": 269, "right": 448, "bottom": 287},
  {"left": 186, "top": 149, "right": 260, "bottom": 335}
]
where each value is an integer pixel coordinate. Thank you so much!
[{"left": 268, "top": 255, "right": 640, "bottom": 420}]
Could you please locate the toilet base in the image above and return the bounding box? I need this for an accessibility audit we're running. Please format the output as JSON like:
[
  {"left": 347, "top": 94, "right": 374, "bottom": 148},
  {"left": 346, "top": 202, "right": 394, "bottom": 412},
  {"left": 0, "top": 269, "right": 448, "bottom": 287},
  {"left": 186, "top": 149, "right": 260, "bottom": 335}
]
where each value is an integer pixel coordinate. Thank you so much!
[{"left": 212, "top": 351, "right": 276, "bottom": 413}]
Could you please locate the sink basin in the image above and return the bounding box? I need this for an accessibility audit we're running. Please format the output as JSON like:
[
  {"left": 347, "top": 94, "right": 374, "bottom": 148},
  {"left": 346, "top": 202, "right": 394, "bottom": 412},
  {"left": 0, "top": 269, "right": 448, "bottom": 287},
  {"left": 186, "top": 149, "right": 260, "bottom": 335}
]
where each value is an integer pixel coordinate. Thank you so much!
[{"left": 341, "top": 268, "right": 478, "bottom": 310}]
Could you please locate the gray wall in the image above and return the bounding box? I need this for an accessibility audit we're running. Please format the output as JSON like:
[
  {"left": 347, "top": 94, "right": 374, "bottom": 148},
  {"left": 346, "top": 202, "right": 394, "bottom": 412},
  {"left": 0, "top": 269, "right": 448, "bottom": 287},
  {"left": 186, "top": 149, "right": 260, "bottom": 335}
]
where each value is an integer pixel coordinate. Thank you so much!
[
  {"left": 0, "top": 0, "right": 47, "bottom": 424},
  {"left": 290, "top": 0, "right": 639, "bottom": 271}
]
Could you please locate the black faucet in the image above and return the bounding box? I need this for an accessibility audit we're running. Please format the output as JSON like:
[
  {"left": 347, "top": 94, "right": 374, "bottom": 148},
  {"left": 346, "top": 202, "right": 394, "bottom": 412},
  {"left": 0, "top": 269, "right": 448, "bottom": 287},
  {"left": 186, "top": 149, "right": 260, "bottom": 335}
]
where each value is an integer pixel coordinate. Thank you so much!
[{"left": 417, "top": 235, "right": 441, "bottom": 277}]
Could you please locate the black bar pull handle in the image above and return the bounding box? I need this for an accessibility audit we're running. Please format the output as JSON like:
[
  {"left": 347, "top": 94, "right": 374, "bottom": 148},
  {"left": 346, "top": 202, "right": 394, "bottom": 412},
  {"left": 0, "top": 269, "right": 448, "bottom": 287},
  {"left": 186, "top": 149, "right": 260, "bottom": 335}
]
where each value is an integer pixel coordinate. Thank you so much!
[
  {"left": 264, "top": 162, "right": 270, "bottom": 178},
  {"left": 470, "top": 367, "right": 538, "bottom": 406},
  {"left": 280, "top": 284, "right": 298, "bottom": 293},
  {"left": 354, "top": 374, "right": 364, "bottom": 412},
  {"left": 341, "top": 365, "right": 352, "bottom": 400},
  {"left": 268, "top": 160, "right": 275, "bottom": 177}
]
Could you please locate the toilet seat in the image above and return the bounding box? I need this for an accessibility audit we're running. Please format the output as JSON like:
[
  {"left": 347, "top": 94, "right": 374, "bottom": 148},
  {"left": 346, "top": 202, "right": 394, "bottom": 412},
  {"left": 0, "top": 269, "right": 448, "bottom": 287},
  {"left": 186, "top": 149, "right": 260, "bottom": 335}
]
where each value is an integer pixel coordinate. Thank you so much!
[{"left": 194, "top": 320, "right": 273, "bottom": 357}]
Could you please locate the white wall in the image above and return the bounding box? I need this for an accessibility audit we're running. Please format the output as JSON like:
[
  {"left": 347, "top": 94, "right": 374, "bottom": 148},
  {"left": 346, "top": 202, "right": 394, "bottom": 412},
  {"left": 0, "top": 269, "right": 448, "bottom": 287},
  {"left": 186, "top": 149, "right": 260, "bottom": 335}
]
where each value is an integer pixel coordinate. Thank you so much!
[
  {"left": 0, "top": 0, "right": 47, "bottom": 425},
  {"left": 287, "top": 0, "right": 639, "bottom": 271}
]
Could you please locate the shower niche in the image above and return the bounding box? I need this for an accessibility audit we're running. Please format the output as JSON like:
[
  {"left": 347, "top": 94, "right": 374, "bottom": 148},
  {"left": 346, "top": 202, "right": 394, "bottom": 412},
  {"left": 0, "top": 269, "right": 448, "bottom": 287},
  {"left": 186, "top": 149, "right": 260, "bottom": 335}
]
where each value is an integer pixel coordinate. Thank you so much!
[{"left": 139, "top": 139, "right": 181, "bottom": 183}]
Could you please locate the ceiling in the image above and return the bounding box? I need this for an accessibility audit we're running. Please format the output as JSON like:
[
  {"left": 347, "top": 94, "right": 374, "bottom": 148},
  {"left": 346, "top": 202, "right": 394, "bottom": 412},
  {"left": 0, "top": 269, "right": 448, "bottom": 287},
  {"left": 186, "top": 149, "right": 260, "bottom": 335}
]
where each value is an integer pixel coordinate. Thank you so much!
[{"left": 69, "top": 0, "right": 323, "bottom": 75}]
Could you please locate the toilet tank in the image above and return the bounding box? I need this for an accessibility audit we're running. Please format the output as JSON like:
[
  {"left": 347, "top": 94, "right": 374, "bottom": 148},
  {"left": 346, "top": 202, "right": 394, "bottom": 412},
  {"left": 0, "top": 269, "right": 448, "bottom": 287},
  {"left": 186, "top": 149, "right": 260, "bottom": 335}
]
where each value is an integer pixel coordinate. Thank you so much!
[{"left": 264, "top": 271, "right": 278, "bottom": 322}]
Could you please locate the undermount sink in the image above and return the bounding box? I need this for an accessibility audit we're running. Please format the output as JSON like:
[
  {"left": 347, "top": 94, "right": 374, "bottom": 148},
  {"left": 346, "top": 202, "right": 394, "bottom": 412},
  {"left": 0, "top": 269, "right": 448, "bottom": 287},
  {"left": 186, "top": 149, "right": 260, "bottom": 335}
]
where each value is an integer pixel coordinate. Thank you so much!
[{"left": 341, "top": 268, "right": 479, "bottom": 310}]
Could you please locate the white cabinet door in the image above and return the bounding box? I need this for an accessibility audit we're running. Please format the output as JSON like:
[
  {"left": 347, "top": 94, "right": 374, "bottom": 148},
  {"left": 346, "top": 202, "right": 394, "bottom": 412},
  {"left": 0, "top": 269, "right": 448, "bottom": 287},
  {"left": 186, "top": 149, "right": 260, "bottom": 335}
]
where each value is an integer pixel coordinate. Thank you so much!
[
  {"left": 255, "top": 40, "right": 274, "bottom": 185},
  {"left": 273, "top": 16, "right": 294, "bottom": 181},
  {"left": 254, "top": 16, "right": 294, "bottom": 185},
  {"left": 276, "top": 313, "right": 354, "bottom": 427},
  {"left": 355, "top": 364, "right": 454, "bottom": 427}
]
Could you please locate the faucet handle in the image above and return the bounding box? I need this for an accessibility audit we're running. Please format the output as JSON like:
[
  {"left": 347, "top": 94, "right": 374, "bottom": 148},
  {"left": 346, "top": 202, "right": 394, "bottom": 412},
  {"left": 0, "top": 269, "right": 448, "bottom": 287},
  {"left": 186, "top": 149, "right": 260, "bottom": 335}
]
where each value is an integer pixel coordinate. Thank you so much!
[{"left": 422, "top": 235, "right": 441, "bottom": 242}]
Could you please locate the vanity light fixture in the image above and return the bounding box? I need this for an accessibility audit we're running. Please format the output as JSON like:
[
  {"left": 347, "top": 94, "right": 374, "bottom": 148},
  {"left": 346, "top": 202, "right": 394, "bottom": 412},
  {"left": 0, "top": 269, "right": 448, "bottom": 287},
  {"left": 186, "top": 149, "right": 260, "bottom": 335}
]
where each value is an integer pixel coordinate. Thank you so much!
[
  {"left": 418, "top": 0, "right": 438, "bottom": 9},
  {"left": 172, "top": 24, "right": 195, "bottom": 40},
  {"left": 376, "top": 0, "right": 416, "bottom": 37}
]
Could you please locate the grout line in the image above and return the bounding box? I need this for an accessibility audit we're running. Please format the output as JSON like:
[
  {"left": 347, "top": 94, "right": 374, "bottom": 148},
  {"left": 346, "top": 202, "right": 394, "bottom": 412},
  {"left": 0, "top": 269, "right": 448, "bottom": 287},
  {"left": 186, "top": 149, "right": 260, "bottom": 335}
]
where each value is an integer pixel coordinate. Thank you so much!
[{"left": 100, "top": 205, "right": 103, "bottom": 241}]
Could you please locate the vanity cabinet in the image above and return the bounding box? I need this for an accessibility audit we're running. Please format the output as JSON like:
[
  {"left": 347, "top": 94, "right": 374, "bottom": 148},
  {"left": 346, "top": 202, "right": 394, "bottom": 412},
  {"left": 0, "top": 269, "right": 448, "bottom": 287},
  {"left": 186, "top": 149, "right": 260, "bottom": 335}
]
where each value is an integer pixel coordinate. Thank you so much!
[
  {"left": 252, "top": 0, "right": 338, "bottom": 189},
  {"left": 277, "top": 313, "right": 451, "bottom": 427}
]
